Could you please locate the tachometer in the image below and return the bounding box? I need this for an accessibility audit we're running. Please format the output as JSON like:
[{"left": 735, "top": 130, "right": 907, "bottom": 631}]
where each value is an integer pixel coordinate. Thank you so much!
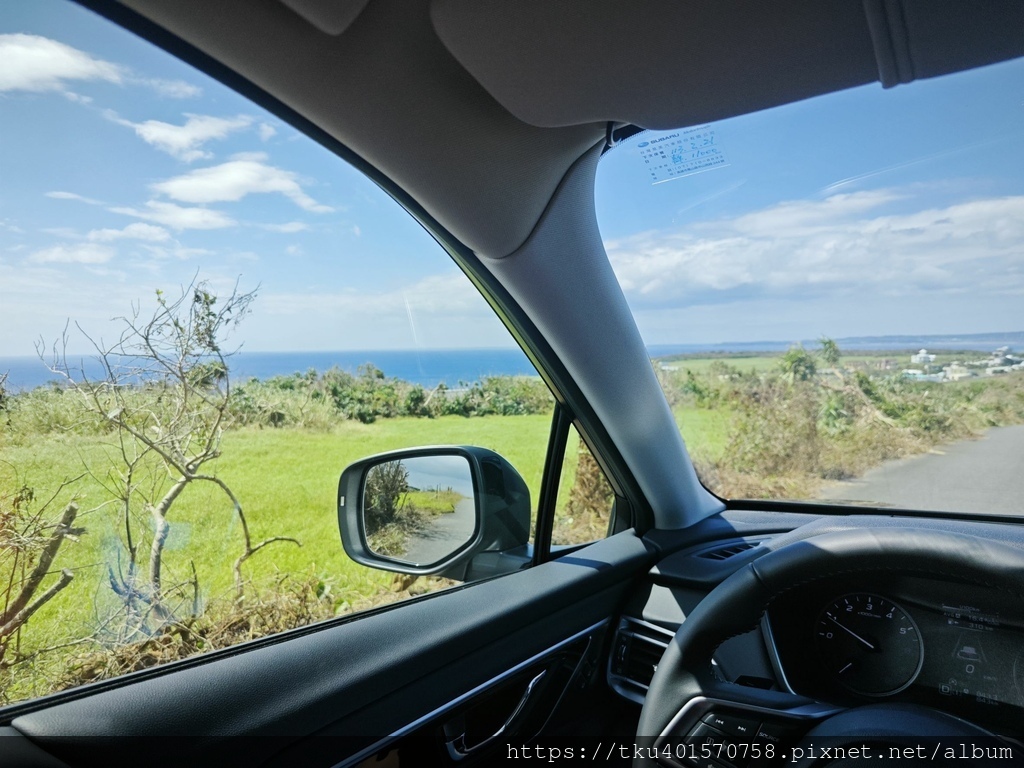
[{"left": 815, "top": 593, "right": 923, "bottom": 696}]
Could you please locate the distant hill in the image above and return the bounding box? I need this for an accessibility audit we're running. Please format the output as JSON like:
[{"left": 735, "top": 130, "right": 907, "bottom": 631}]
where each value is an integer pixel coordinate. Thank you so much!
[
  {"left": 827, "top": 331, "right": 1024, "bottom": 350},
  {"left": 648, "top": 331, "right": 1024, "bottom": 359}
]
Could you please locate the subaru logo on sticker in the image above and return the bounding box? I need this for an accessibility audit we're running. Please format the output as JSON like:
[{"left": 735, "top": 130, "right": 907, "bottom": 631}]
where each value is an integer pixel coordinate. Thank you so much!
[{"left": 638, "top": 141, "right": 649, "bottom": 147}]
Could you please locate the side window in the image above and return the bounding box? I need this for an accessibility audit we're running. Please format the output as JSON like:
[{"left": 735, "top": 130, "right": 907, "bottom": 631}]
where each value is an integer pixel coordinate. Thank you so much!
[
  {"left": 0, "top": 1, "right": 583, "bottom": 706},
  {"left": 552, "top": 426, "right": 616, "bottom": 546}
]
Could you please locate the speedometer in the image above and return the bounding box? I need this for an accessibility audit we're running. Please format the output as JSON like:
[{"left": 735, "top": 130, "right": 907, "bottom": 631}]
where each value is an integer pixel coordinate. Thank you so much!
[{"left": 815, "top": 593, "right": 924, "bottom": 696}]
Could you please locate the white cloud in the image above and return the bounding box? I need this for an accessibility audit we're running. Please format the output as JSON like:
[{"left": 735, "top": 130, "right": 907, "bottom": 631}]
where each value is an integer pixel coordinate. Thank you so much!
[
  {"left": 152, "top": 154, "right": 333, "bottom": 212},
  {"left": 0, "top": 264, "right": 260, "bottom": 357},
  {"left": 135, "top": 78, "right": 201, "bottom": 99},
  {"left": 40, "top": 227, "right": 80, "bottom": 239},
  {"left": 108, "top": 112, "right": 253, "bottom": 162},
  {"left": 258, "top": 123, "right": 276, "bottom": 141},
  {"left": 87, "top": 223, "right": 171, "bottom": 242},
  {"left": 263, "top": 272, "right": 488, "bottom": 317},
  {"left": 29, "top": 243, "right": 114, "bottom": 265},
  {"left": 606, "top": 191, "right": 1024, "bottom": 308},
  {"left": 0, "top": 34, "right": 200, "bottom": 104},
  {"left": 261, "top": 221, "right": 308, "bottom": 233},
  {"left": 63, "top": 91, "right": 93, "bottom": 104},
  {"left": 0, "top": 34, "right": 123, "bottom": 93},
  {"left": 729, "top": 190, "right": 904, "bottom": 238},
  {"left": 46, "top": 191, "right": 102, "bottom": 205},
  {"left": 109, "top": 200, "right": 236, "bottom": 230},
  {"left": 138, "top": 244, "right": 213, "bottom": 261},
  {"left": 252, "top": 272, "right": 508, "bottom": 349}
]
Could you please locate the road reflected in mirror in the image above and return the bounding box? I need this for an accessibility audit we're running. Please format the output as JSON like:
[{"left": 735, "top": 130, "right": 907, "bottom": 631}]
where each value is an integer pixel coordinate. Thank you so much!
[{"left": 362, "top": 455, "right": 476, "bottom": 566}]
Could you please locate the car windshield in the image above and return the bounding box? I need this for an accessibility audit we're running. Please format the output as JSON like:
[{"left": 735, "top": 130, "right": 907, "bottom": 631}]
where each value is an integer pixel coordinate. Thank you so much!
[{"left": 596, "top": 58, "right": 1024, "bottom": 516}]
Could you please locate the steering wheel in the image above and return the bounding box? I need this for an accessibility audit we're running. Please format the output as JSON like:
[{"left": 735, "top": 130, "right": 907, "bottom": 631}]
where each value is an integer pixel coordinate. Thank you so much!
[{"left": 634, "top": 528, "right": 1024, "bottom": 767}]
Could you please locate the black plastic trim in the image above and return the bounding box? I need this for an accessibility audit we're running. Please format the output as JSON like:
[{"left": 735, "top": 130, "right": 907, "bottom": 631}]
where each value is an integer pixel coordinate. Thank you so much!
[
  {"left": 331, "top": 620, "right": 606, "bottom": 768},
  {"left": 534, "top": 403, "right": 573, "bottom": 565},
  {"left": 726, "top": 498, "right": 1024, "bottom": 527}
]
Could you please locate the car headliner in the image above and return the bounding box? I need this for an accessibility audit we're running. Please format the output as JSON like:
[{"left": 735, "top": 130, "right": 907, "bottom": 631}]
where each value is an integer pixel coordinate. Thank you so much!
[{"left": 78, "top": 0, "right": 1024, "bottom": 529}]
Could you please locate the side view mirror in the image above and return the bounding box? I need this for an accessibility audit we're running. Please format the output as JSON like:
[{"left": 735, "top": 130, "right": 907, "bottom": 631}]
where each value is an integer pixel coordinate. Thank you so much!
[{"left": 338, "top": 446, "right": 531, "bottom": 580}]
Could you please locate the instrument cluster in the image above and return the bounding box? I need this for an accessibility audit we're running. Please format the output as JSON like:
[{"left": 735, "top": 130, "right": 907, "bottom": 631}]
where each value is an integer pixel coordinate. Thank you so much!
[{"left": 765, "top": 574, "right": 1024, "bottom": 736}]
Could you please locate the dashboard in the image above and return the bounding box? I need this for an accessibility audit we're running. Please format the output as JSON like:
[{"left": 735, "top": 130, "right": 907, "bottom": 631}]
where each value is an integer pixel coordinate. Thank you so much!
[
  {"left": 766, "top": 573, "right": 1024, "bottom": 737},
  {"left": 602, "top": 508, "right": 1024, "bottom": 768}
]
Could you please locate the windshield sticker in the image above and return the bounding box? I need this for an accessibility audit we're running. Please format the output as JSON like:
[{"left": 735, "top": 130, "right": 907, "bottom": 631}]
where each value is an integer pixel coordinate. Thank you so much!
[{"left": 636, "top": 125, "right": 726, "bottom": 184}]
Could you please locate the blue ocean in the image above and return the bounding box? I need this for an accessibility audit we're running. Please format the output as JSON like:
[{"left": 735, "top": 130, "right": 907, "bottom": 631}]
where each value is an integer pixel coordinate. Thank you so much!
[
  {"left": 0, "top": 348, "right": 539, "bottom": 392},
  {"left": 3, "top": 332, "right": 1018, "bottom": 392}
]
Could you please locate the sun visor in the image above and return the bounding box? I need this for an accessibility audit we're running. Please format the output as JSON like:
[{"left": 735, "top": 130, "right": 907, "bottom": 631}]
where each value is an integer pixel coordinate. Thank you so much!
[
  {"left": 431, "top": 0, "right": 1024, "bottom": 130},
  {"left": 279, "top": 0, "right": 370, "bottom": 36},
  {"left": 867, "top": 0, "right": 1024, "bottom": 87}
]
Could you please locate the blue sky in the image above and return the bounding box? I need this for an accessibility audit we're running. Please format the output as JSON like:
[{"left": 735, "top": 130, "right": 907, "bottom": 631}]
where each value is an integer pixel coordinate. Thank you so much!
[
  {"left": 2, "top": 0, "right": 1023, "bottom": 357},
  {"left": 597, "top": 60, "right": 1024, "bottom": 345},
  {"left": 0, "top": 0, "right": 514, "bottom": 356}
]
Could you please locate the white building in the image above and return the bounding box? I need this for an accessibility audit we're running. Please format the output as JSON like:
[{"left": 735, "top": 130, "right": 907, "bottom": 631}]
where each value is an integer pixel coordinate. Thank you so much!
[
  {"left": 910, "top": 349, "right": 936, "bottom": 364},
  {"left": 944, "top": 363, "right": 973, "bottom": 381}
]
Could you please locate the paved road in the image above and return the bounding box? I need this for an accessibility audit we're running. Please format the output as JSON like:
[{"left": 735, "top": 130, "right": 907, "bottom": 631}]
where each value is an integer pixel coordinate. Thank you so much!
[
  {"left": 401, "top": 498, "right": 475, "bottom": 565},
  {"left": 821, "top": 424, "right": 1024, "bottom": 516}
]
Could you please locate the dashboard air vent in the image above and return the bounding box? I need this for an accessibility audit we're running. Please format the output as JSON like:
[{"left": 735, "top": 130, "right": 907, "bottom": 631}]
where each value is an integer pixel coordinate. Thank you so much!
[
  {"left": 697, "top": 541, "right": 760, "bottom": 560},
  {"left": 608, "top": 618, "right": 675, "bottom": 704}
]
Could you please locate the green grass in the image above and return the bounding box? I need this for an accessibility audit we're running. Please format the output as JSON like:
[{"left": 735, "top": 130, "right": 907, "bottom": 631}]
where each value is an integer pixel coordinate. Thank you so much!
[
  {"left": 405, "top": 489, "right": 463, "bottom": 515},
  {"left": 656, "top": 356, "right": 782, "bottom": 374},
  {"left": 1, "top": 413, "right": 557, "bottom": 655},
  {"left": 673, "top": 406, "right": 733, "bottom": 462}
]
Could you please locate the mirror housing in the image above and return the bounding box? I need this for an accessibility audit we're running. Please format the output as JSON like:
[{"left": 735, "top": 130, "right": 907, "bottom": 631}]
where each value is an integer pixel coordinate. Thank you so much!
[{"left": 338, "top": 446, "right": 531, "bottom": 579}]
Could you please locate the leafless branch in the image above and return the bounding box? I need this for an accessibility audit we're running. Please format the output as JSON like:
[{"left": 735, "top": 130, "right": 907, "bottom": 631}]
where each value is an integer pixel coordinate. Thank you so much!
[{"left": 0, "top": 503, "right": 79, "bottom": 628}]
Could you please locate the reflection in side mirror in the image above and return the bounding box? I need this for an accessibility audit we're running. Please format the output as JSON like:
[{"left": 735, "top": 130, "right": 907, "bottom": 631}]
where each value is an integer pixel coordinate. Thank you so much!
[
  {"left": 338, "top": 446, "right": 531, "bottom": 579},
  {"left": 363, "top": 455, "right": 476, "bottom": 566}
]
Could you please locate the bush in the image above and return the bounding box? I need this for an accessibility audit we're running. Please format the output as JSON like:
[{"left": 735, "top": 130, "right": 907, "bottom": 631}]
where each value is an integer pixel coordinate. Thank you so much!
[
  {"left": 724, "top": 378, "right": 822, "bottom": 478},
  {"left": 412, "top": 376, "right": 550, "bottom": 419}
]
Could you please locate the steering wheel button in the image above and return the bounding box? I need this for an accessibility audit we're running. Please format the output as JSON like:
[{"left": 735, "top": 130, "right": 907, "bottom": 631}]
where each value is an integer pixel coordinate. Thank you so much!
[
  {"left": 686, "top": 725, "right": 747, "bottom": 767},
  {"left": 754, "top": 721, "right": 799, "bottom": 745},
  {"left": 702, "top": 712, "right": 761, "bottom": 739},
  {"left": 688, "top": 723, "right": 729, "bottom": 746}
]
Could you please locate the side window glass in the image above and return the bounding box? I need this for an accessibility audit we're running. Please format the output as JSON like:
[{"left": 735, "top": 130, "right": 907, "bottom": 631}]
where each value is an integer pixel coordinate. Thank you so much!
[
  {"left": 0, "top": 1, "right": 553, "bottom": 705},
  {"left": 552, "top": 427, "right": 616, "bottom": 546}
]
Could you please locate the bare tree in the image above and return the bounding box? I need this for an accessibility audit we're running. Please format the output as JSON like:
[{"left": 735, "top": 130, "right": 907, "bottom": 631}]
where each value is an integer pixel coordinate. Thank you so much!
[
  {"left": 0, "top": 478, "right": 87, "bottom": 666},
  {"left": 41, "top": 280, "right": 299, "bottom": 632},
  {"left": 0, "top": 371, "right": 9, "bottom": 416}
]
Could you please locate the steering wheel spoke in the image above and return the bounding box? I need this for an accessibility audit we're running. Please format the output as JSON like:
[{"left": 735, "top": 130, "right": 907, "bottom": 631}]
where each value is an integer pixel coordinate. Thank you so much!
[{"left": 651, "top": 689, "right": 841, "bottom": 768}]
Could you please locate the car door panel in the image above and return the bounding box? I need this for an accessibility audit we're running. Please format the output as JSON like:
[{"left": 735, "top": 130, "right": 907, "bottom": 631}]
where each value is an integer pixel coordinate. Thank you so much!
[{"left": 4, "top": 533, "right": 653, "bottom": 768}]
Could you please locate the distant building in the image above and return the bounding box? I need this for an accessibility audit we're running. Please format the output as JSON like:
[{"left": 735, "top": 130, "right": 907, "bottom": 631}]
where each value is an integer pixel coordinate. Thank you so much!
[
  {"left": 944, "top": 363, "right": 973, "bottom": 381},
  {"left": 987, "top": 347, "right": 1022, "bottom": 367},
  {"left": 902, "top": 369, "right": 944, "bottom": 382},
  {"left": 910, "top": 349, "right": 936, "bottom": 364}
]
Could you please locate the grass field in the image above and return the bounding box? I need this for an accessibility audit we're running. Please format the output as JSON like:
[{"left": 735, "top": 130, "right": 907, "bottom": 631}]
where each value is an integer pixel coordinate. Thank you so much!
[
  {"left": 0, "top": 399, "right": 671, "bottom": 659},
  {"left": 0, "top": 412, "right": 590, "bottom": 660},
  {"left": 658, "top": 356, "right": 780, "bottom": 374}
]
